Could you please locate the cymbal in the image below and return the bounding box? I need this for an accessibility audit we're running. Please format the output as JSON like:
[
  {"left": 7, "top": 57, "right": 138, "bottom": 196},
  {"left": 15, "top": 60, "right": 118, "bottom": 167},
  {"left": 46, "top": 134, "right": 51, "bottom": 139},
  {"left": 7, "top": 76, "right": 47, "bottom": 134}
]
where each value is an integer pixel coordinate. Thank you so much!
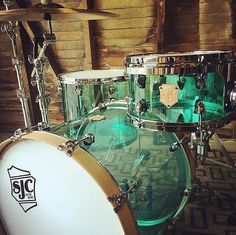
[{"left": 0, "top": 4, "right": 118, "bottom": 21}]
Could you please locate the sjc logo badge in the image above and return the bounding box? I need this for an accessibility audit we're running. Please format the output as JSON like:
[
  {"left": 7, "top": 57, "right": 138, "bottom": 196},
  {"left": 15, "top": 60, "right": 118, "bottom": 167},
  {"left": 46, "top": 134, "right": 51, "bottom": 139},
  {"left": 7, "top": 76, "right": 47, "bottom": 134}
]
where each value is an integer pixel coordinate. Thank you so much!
[{"left": 8, "top": 166, "right": 37, "bottom": 212}]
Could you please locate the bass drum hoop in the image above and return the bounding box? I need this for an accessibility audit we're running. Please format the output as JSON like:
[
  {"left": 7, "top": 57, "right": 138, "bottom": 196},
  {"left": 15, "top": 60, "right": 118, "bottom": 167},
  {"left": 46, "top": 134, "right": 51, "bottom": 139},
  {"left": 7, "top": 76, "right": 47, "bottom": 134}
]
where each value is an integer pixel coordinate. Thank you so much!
[{"left": 0, "top": 131, "right": 139, "bottom": 235}]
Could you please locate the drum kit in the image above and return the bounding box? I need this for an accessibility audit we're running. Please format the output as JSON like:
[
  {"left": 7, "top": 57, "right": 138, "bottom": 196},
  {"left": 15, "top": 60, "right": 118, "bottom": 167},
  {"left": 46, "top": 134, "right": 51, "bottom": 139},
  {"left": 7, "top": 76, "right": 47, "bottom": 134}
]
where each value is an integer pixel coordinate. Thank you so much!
[{"left": 0, "top": 1, "right": 236, "bottom": 235}]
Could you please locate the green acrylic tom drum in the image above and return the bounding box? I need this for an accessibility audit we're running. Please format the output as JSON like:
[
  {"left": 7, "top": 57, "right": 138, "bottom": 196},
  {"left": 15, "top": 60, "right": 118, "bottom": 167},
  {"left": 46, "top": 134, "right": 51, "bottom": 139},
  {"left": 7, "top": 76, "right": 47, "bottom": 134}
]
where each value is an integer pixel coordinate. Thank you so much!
[
  {"left": 58, "top": 69, "right": 128, "bottom": 122},
  {"left": 125, "top": 51, "right": 234, "bottom": 132},
  {"left": 76, "top": 102, "right": 195, "bottom": 234}
]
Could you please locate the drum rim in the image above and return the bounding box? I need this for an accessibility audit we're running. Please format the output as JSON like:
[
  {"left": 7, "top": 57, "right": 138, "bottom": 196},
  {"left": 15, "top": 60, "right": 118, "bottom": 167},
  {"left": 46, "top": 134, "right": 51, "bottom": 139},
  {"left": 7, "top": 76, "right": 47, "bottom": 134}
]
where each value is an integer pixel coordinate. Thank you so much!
[
  {"left": 173, "top": 137, "right": 196, "bottom": 219},
  {"left": 125, "top": 50, "right": 232, "bottom": 60},
  {"left": 124, "top": 51, "right": 233, "bottom": 72},
  {"left": 0, "top": 131, "right": 139, "bottom": 235},
  {"left": 127, "top": 110, "right": 235, "bottom": 133},
  {"left": 58, "top": 69, "right": 126, "bottom": 85}
]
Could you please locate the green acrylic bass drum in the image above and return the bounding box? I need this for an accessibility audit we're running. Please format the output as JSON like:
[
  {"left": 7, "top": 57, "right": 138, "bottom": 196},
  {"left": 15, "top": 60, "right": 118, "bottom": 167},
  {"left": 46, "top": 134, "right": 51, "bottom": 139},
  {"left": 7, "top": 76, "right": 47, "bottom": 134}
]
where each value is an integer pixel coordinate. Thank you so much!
[{"left": 74, "top": 102, "right": 195, "bottom": 234}]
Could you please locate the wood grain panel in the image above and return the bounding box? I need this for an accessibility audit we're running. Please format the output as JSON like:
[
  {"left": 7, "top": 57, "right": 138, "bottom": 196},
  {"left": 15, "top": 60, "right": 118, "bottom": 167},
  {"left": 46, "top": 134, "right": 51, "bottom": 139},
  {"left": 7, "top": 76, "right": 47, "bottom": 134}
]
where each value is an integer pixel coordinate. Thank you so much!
[
  {"left": 0, "top": 34, "right": 10, "bottom": 43},
  {"left": 57, "top": 58, "right": 84, "bottom": 70},
  {"left": 0, "top": 43, "right": 12, "bottom": 52},
  {"left": 95, "top": 38, "right": 155, "bottom": 48},
  {"left": 92, "top": 0, "right": 155, "bottom": 10},
  {"left": 24, "top": 0, "right": 81, "bottom": 8},
  {"left": 45, "top": 21, "right": 83, "bottom": 32},
  {"left": 95, "top": 17, "right": 156, "bottom": 30},
  {"left": 0, "top": 110, "right": 24, "bottom": 132},
  {"left": 92, "top": 0, "right": 158, "bottom": 70},
  {"left": 51, "top": 41, "right": 84, "bottom": 50},
  {"left": 53, "top": 32, "right": 84, "bottom": 41},
  {"left": 99, "top": 6, "right": 156, "bottom": 19},
  {"left": 165, "top": 0, "right": 199, "bottom": 48},
  {"left": 53, "top": 49, "right": 85, "bottom": 59},
  {"left": 94, "top": 28, "right": 155, "bottom": 39},
  {"left": 95, "top": 56, "right": 126, "bottom": 68},
  {"left": 199, "top": 0, "right": 232, "bottom": 50},
  {"left": 97, "top": 46, "right": 156, "bottom": 57},
  {"left": 0, "top": 56, "right": 13, "bottom": 68}
]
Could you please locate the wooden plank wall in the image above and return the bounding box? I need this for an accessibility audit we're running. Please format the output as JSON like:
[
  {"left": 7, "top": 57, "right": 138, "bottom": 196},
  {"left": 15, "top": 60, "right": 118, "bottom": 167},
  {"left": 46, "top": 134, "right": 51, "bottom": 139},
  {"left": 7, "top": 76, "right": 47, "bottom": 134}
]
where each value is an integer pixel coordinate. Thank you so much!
[
  {"left": 199, "top": 0, "right": 233, "bottom": 51},
  {"left": 164, "top": 0, "right": 200, "bottom": 52},
  {"left": 90, "top": 0, "right": 158, "bottom": 68},
  {"left": 164, "top": 0, "right": 235, "bottom": 52}
]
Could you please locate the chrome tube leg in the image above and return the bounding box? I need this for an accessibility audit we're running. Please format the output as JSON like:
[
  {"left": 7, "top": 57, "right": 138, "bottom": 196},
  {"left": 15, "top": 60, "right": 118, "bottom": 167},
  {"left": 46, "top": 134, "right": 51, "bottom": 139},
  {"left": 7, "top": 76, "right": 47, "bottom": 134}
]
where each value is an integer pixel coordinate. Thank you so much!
[
  {"left": 1, "top": 16, "right": 32, "bottom": 128},
  {"left": 34, "top": 55, "right": 51, "bottom": 129}
]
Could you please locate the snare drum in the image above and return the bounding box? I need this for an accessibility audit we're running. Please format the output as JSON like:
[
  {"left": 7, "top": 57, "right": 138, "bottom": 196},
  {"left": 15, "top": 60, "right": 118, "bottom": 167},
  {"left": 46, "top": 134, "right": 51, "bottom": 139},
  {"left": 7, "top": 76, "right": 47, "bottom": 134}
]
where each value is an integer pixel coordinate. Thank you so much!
[
  {"left": 58, "top": 69, "right": 128, "bottom": 122},
  {"left": 125, "top": 51, "right": 234, "bottom": 132},
  {"left": 75, "top": 102, "right": 195, "bottom": 234},
  {"left": 0, "top": 132, "right": 138, "bottom": 235}
]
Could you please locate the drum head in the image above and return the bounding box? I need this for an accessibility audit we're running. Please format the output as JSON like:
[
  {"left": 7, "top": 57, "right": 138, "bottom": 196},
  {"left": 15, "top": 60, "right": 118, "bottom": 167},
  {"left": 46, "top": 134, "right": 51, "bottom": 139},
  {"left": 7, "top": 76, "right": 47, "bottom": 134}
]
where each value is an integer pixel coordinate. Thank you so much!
[
  {"left": 78, "top": 102, "right": 137, "bottom": 151},
  {"left": 78, "top": 102, "right": 193, "bottom": 233},
  {"left": 0, "top": 132, "right": 138, "bottom": 235}
]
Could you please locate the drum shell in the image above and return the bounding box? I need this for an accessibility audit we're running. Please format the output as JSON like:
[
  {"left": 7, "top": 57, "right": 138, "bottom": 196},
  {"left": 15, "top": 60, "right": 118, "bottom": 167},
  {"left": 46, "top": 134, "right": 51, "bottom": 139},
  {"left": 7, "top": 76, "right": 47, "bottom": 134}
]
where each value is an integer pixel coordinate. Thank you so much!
[
  {"left": 125, "top": 51, "right": 235, "bottom": 132},
  {"left": 58, "top": 69, "right": 128, "bottom": 122}
]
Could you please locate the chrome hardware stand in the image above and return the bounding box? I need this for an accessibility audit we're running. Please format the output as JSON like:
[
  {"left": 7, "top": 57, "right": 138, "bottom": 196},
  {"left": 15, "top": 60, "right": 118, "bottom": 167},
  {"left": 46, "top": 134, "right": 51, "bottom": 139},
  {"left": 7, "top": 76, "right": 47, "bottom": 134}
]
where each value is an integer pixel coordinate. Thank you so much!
[
  {"left": 29, "top": 15, "right": 56, "bottom": 130},
  {"left": 1, "top": 0, "right": 32, "bottom": 129}
]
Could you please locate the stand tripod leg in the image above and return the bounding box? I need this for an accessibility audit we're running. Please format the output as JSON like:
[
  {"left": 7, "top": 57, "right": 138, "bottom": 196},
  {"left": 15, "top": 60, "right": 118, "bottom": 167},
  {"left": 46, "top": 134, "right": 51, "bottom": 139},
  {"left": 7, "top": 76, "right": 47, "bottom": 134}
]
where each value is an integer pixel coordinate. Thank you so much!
[
  {"left": 212, "top": 134, "right": 235, "bottom": 167},
  {"left": 185, "top": 180, "right": 236, "bottom": 203},
  {"left": 202, "top": 156, "right": 236, "bottom": 170}
]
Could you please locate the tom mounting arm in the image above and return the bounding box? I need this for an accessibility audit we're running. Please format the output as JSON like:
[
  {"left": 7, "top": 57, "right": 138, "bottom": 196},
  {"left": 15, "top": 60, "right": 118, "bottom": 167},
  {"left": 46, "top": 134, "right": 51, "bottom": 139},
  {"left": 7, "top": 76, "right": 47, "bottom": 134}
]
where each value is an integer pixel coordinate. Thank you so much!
[{"left": 28, "top": 17, "right": 56, "bottom": 130}]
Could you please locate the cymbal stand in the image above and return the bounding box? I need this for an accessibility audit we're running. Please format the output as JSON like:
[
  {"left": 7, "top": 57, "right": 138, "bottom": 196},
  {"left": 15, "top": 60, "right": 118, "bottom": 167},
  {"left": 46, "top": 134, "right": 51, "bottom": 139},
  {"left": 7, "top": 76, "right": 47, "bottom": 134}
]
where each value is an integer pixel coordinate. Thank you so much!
[
  {"left": 29, "top": 14, "right": 55, "bottom": 130},
  {"left": 1, "top": 0, "right": 32, "bottom": 129}
]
